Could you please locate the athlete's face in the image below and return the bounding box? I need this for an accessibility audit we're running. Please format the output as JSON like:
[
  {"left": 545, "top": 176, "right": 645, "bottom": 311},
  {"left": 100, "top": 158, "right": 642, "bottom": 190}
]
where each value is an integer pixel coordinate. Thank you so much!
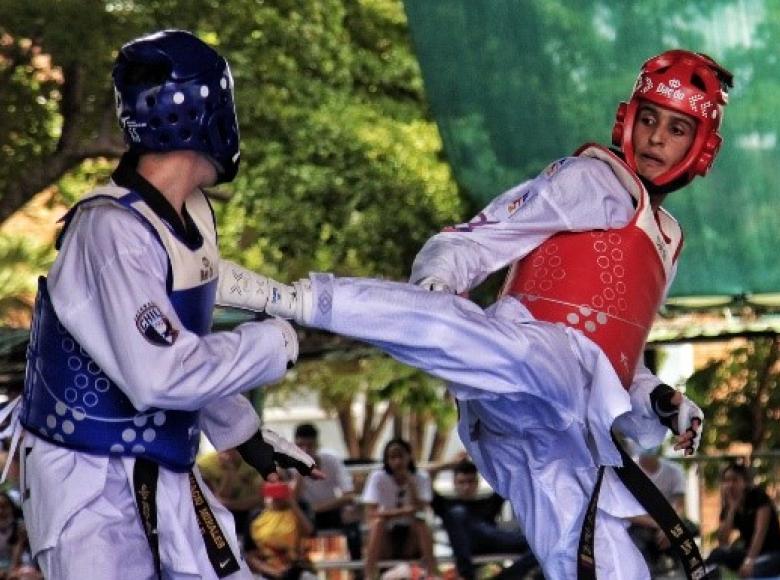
[
  {"left": 453, "top": 472, "right": 479, "bottom": 499},
  {"left": 632, "top": 102, "right": 697, "bottom": 182}
]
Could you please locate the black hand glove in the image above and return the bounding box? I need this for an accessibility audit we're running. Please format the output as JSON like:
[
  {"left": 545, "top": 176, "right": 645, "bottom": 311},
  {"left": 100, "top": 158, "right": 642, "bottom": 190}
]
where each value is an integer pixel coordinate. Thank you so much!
[
  {"left": 649, "top": 383, "right": 679, "bottom": 432},
  {"left": 237, "top": 428, "right": 315, "bottom": 478},
  {"left": 650, "top": 383, "right": 704, "bottom": 454}
]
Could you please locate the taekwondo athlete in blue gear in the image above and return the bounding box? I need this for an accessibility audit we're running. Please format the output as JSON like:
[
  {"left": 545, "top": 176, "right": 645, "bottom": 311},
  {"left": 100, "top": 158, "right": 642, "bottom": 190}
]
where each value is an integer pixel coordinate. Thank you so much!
[{"left": 14, "top": 30, "right": 318, "bottom": 580}]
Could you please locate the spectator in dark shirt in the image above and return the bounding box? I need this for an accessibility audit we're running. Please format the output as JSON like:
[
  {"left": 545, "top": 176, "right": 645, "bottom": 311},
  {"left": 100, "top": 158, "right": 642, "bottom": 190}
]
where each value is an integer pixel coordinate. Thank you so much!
[
  {"left": 705, "top": 462, "right": 780, "bottom": 578},
  {"left": 429, "top": 455, "right": 537, "bottom": 580}
]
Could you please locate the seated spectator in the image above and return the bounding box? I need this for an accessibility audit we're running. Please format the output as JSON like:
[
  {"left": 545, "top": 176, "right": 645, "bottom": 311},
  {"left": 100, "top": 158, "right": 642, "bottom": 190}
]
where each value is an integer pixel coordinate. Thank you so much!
[
  {"left": 627, "top": 446, "right": 698, "bottom": 575},
  {"left": 0, "top": 451, "right": 21, "bottom": 509},
  {"left": 428, "top": 454, "right": 537, "bottom": 580},
  {"left": 293, "top": 423, "right": 363, "bottom": 563},
  {"left": 0, "top": 491, "right": 30, "bottom": 580},
  {"left": 705, "top": 462, "right": 780, "bottom": 578},
  {"left": 246, "top": 477, "right": 317, "bottom": 580},
  {"left": 362, "top": 438, "right": 439, "bottom": 580},
  {"left": 197, "top": 447, "right": 264, "bottom": 546}
]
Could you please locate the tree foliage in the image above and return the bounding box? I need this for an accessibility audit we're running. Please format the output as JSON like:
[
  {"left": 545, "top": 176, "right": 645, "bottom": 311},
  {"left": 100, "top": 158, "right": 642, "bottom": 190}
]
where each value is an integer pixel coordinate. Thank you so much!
[
  {"left": 687, "top": 336, "right": 780, "bottom": 453},
  {"left": 0, "top": 0, "right": 462, "bottom": 459},
  {"left": 273, "top": 347, "right": 456, "bottom": 461}
]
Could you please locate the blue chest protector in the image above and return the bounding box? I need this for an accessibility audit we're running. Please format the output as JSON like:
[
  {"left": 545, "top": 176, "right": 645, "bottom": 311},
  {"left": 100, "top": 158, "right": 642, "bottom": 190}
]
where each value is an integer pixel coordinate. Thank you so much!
[{"left": 21, "top": 187, "right": 219, "bottom": 472}]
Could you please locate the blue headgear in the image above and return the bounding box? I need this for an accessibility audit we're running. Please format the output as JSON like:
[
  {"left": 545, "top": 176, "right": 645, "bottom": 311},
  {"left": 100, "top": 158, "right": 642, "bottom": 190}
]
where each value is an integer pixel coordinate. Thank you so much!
[{"left": 112, "top": 30, "right": 240, "bottom": 183}]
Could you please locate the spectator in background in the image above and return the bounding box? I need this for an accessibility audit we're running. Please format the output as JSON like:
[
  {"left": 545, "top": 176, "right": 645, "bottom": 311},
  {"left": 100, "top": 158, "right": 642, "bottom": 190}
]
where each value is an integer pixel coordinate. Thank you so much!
[
  {"left": 362, "top": 438, "right": 439, "bottom": 580},
  {"left": 0, "top": 452, "right": 21, "bottom": 510},
  {"left": 705, "top": 462, "right": 780, "bottom": 578},
  {"left": 246, "top": 478, "right": 316, "bottom": 580},
  {"left": 198, "top": 448, "right": 265, "bottom": 546},
  {"left": 627, "top": 446, "right": 697, "bottom": 574},
  {"left": 293, "top": 423, "right": 363, "bottom": 563},
  {"left": 0, "top": 491, "right": 31, "bottom": 580},
  {"left": 428, "top": 454, "right": 537, "bottom": 580}
]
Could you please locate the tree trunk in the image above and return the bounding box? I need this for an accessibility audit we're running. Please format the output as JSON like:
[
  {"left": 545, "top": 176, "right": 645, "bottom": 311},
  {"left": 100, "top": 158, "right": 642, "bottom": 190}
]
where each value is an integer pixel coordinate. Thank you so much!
[
  {"left": 413, "top": 412, "right": 426, "bottom": 461},
  {"left": 751, "top": 335, "right": 779, "bottom": 452},
  {"left": 359, "top": 401, "right": 394, "bottom": 459},
  {"left": 0, "top": 65, "right": 124, "bottom": 224},
  {"left": 337, "top": 401, "right": 360, "bottom": 458},
  {"left": 428, "top": 425, "right": 450, "bottom": 462}
]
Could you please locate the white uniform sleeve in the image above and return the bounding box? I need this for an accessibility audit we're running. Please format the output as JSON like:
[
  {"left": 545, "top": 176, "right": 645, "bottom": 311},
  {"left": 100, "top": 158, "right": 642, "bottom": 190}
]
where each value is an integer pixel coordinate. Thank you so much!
[
  {"left": 613, "top": 360, "right": 668, "bottom": 448},
  {"left": 332, "top": 454, "right": 355, "bottom": 493},
  {"left": 48, "top": 205, "right": 290, "bottom": 412},
  {"left": 666, "top": 461, "right": 686, "bottom": 497},
  {"left": 361, "top": 470, "right": 383, "bottom": 505},
  {"left": 615, "top": 258, "right": 681, "bottom": 447},
  {"left": 410, "top": 157, "right": 635, "bottom": 293},
  {"left": 415, "top": 471, "right": 433, "bottom": 503},
  {"left": 199, "top": 395, "right": 261, "bottom": 451}
]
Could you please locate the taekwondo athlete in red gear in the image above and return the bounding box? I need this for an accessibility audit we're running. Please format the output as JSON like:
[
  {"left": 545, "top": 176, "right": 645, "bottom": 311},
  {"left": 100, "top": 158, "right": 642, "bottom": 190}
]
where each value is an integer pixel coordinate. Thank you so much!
[
  {"left": 12, "top": 30, "right": 319, "bottom": 580},
  {"left": 214, "top": 50, "right": 732, "bottom": 580}
]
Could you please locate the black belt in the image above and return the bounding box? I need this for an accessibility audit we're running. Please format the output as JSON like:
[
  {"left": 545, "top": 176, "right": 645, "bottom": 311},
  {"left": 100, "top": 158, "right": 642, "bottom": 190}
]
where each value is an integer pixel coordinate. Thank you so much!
[
  {"left": 132, "top": 458, "right": 241, "bottom": 578},
  {"left": 189, "top": 471, "right": 241, "bottom": 577},
  {"left": 133, "top": 458, "right": 163, "bottom": 580},
  {"left": 576, "top": 432, "right": 709, "bottom": 580}
]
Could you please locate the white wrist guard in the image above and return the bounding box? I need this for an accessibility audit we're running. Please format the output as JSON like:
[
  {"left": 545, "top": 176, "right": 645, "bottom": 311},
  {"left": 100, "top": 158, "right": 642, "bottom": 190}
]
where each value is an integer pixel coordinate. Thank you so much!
[
  {"left": 216, "top": 261, "right": 313, "bottom": 324},
  {"left": 266, "top": 279, "right": 313, "bottom": 325},
  {"left": 217, "top": 260, "right": 271, "bottom": 311}
]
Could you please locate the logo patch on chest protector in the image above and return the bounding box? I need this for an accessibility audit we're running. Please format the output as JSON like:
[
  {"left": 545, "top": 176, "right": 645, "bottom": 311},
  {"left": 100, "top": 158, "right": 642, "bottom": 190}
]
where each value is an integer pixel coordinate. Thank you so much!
[{"left": 135, "top": 302, "right": 179, "bottom": 346}]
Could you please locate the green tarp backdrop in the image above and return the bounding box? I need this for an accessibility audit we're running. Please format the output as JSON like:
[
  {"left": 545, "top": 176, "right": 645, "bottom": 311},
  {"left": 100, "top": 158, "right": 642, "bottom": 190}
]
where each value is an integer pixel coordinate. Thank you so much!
[{"left": 403, "top": 0, "right": 778, "bottom": 303}]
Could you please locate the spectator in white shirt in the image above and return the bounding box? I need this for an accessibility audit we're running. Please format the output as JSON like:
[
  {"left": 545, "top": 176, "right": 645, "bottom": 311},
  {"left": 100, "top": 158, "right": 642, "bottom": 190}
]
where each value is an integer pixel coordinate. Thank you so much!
[{"left": 361, "top": 439, "right": 439, "bottom": 580}]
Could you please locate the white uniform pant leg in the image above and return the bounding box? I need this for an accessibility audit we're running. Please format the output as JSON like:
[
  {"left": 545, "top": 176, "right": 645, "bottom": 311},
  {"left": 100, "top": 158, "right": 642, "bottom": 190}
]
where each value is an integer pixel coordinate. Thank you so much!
[
  {"left": 457, "top": 400, "right": 650, "bottom": 580},
  {"left": 34, "top": 457, "right": 254, "bottom": 580},
  {"left": 593, "top": 509, "right": 650, "bottom": 580},
  {"left": 35, "top": 459, "right": 157, "bottom": 580},
  {"left": 158, "top": 468, "right": 255, "bottom": 580}
]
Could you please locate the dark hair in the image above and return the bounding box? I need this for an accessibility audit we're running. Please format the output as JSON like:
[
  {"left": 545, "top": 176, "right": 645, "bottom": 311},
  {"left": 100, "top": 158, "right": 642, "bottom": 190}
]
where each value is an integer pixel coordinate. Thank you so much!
[
  {"left": 453, "top": 459, "right": 478, "bottom": 476},
  {"left": 382, "top": 438, "right": 416, "bottom": 475},
  {"left": 722, "top": 461, "right": 751, "bottom": 482},
  {"left": 294, "top": 423, "right": 318, "bottom": 439}
]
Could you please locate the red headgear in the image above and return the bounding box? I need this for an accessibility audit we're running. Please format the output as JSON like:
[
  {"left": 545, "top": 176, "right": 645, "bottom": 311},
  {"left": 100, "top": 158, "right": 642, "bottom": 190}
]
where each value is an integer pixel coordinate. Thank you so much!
[{"left": 612, "top": 50, "right": 733, "bottom": 186}]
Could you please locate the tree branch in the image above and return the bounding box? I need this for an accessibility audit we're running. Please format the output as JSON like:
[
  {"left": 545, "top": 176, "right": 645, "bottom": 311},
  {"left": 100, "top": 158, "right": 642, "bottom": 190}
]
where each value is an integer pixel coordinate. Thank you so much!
[
  {"left": 0, "top": 78, "right": 124, "bottom": 224},
  {"left": 751, "top": 335, "right": 779, "bottom": 451}
]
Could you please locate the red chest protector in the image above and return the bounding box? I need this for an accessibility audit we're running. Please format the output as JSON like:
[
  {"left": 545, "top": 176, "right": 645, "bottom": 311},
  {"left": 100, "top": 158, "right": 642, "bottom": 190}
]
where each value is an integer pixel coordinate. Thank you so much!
[{"left": 501, "top": 144, "right": 683, "bottom": 388}]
